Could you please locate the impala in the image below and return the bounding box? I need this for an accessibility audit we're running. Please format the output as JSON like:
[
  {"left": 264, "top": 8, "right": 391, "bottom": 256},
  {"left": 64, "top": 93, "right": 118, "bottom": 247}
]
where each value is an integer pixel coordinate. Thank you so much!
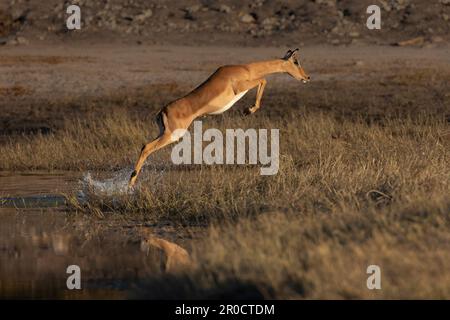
[{"left": 128, "top": 48, "right": 310, "bottom": 187}]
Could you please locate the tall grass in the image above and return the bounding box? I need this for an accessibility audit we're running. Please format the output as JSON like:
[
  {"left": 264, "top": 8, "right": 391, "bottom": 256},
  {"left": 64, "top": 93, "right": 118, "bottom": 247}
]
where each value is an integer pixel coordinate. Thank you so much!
[
  {"left": 0, "top": 111, "right": 148, "bottom": 171},
  {"left": 170, "top": 198, "right": 450, "bottom": 299},
  {"left": 58, "top": 111, "right": 449, "bottom": 222}
]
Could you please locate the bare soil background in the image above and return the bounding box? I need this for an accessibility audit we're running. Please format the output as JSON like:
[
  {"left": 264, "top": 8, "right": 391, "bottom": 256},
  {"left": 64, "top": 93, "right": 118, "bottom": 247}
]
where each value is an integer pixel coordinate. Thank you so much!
[{"left": 1, "top": 0, "right": 450, "bottom": 47}]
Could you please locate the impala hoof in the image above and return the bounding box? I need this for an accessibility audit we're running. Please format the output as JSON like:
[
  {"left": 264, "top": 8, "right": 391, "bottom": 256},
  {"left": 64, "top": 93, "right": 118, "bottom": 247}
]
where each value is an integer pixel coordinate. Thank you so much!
[
  {"left": 244, "top": 107, "right": 255, "bottom": 116},
  {"left": 128, "top": 171, "right": 137, "bottom": 188}
]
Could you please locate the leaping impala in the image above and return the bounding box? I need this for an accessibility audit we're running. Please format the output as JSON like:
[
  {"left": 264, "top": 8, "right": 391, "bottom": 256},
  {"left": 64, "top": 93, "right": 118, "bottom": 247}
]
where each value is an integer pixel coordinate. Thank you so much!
[{"left": 128, "top": 48, "right": 310, "bottom": 187}]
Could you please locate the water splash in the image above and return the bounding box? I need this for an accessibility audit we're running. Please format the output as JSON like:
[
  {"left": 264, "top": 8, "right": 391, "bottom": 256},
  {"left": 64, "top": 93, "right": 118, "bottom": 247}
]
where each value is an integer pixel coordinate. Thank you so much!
[
  {"left": 77, "top": 166, "right": 166, "bottom": 203},
  {"left": 80, "top": 168, "right": 133, "bottom": 196}
]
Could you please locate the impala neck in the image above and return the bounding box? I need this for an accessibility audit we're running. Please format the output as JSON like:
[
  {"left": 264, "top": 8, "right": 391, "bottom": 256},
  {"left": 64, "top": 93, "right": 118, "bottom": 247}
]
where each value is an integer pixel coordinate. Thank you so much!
[{"left": 248, "top": 59, "right": 286, "bottom": 79}]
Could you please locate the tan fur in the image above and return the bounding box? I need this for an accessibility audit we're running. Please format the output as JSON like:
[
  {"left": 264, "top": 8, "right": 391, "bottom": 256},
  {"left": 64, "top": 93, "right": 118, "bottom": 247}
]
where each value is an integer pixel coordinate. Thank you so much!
[
  {"left": 128, "top": 49, "right": 310, "bottom": 187},
  {"left": 140, "top": 229, "right": 191, "bottom": 272}
]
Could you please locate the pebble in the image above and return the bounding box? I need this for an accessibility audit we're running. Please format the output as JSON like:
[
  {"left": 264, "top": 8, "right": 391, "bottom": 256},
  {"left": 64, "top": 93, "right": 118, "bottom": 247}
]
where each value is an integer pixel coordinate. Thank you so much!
[
  {"left": 240, "top": 13, "right": 255, "bottom": 23},
  {"left": 219, "top": 5, "right": 231, "bottom": 13}
]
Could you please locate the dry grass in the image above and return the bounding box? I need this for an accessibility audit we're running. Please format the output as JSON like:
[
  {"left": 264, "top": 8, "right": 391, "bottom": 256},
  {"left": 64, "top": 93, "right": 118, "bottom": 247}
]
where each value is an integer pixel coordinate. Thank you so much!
[
  {"left": 0, "top": 110, "right": 147, "bottom": 171},
  {"left": 60, "top": 111, "right": 449, "bottom": 222},
  {"left": 59, "top": 110, "right": 449, "bottom": 299}
]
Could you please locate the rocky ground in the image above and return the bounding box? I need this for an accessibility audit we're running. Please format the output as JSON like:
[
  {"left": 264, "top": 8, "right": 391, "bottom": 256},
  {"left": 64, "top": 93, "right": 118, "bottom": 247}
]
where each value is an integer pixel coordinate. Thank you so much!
[{"left": 1, "top": 0, "right": 449, "bottom": 47}]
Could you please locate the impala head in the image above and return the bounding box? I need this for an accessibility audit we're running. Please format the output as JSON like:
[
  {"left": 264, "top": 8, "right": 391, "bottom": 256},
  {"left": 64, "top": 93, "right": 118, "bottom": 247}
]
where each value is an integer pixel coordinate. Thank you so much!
[{"left": 282, "top": 48, "right": 310, "bottom": 83}]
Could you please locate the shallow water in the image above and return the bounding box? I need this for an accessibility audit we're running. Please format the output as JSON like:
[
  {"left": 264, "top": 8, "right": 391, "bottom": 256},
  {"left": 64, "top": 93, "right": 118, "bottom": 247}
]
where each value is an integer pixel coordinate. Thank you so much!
[
  {"left": 0, "top": 171, "right": 75, "bottom": 207},
  {"left": 0, "top": 171, "right": 187, "bottom": 299}
]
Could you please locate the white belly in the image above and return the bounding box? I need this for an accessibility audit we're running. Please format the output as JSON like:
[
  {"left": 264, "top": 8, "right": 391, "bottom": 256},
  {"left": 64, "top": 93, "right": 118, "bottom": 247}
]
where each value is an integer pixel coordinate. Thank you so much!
[{"left": 208, "top": 90, "right": 249, "bottom": 115}]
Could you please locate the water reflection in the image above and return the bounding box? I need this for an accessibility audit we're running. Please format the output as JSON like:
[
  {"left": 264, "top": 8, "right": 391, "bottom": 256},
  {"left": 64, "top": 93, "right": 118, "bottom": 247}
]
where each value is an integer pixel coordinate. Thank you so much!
[{"left": 0, "top": 172, "right": 191, "bottom": 299}]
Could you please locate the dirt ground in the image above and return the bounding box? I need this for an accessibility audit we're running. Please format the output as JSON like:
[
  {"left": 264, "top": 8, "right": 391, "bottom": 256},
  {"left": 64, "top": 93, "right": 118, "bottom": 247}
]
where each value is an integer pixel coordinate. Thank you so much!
[{"left": 1, "top": 43, "right": 449, "bottom": 136}]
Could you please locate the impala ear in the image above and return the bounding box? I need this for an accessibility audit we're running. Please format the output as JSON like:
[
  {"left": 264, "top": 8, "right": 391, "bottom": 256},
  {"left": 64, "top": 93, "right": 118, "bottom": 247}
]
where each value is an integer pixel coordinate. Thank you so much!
[{"left": 282, "top": 48, "right": 299, "bottom": 60}]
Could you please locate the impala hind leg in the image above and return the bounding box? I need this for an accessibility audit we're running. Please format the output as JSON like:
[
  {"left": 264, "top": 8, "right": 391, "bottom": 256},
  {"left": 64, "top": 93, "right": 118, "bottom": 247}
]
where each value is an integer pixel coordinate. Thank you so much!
[{"left": 128, "top": 132, "right": 173, "bottom": 188}]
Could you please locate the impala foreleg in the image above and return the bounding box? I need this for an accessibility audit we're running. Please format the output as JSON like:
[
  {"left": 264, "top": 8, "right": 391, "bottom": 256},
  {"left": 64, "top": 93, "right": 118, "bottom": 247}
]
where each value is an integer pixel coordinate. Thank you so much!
[
  {"left": 128, "top": 133, "right": 173, "bottom": 188},
  {"left": 240, "top": 78, "right": 267, "bottom": 115}
]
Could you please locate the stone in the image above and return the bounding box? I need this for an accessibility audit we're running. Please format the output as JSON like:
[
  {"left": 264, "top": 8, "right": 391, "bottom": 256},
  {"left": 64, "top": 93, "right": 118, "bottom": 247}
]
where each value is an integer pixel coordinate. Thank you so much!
[
  {"left": 241, "top": 13, "right": 255, "bottom": 23},
  {"left": 261, "top": 17, "right": 278, "bottom": 31},
  {"left": 431, "top": 36, "right": 444, "bottom": 43},
  {"left": 330, "top": 39, "right": 340, "bottom": 45},
  {"left": 16, "top": 36, "right": 29, "bottom": 45},
  {"left": 219, "top": 4, "right": 231, "bottom": 13},
  {"left": 396, "top": 36, "right": 424, "bottom": 46},
  {"left": 331, "top": 26, "right": 340, "bottom": 34},
  {"left": 135, "top": 9, "right": 152, "bottom": 23}
]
